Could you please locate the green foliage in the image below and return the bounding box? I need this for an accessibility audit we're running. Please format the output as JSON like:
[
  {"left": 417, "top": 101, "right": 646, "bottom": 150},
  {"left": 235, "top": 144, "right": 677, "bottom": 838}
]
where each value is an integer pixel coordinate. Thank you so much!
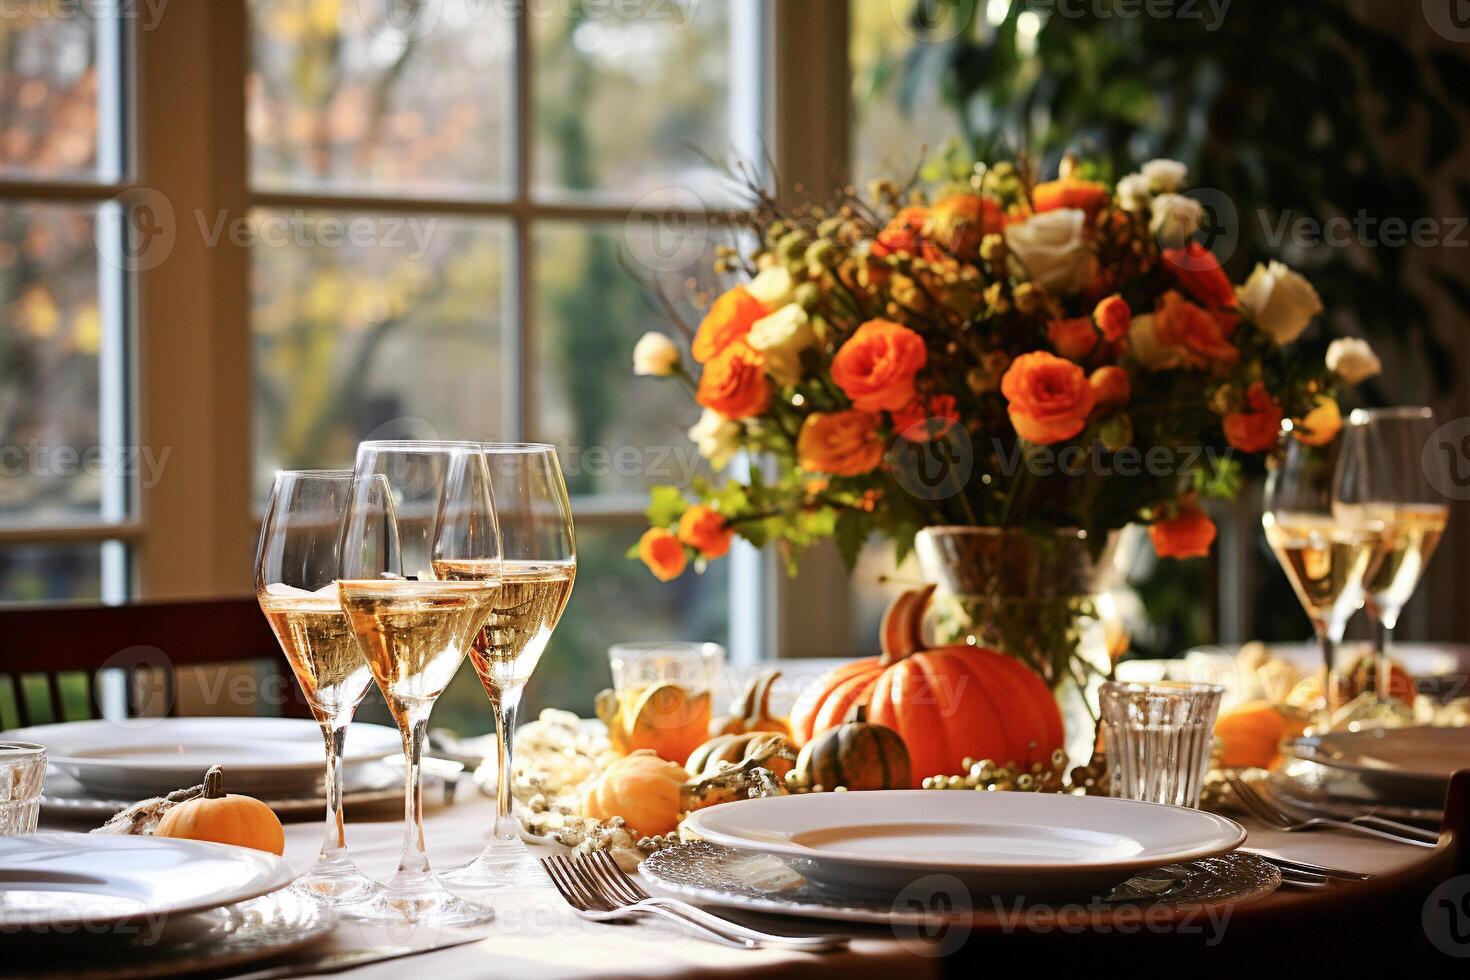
[{"left": 888, "top": 0, "right": 1467, "bottom": 386}]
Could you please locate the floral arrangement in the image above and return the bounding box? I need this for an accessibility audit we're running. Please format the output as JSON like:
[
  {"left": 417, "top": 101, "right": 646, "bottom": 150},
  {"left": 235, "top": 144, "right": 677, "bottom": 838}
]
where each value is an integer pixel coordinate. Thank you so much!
[{"left": 630, "top": 155, "right": 1379, "bottom": 579}]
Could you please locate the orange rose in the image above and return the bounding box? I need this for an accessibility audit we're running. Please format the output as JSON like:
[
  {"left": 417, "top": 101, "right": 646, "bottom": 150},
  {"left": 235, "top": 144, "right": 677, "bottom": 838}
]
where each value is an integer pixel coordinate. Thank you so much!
[
  {"left": 1089, "top": 365, "right": 1131, "bottom": 410},
  {"left": 871, "top": 206, "right": 928, "bottom": 259},
  {"left": 696, "top": 343, "right": 771, "bottom": 420},
  {"left": 1154, "top": 290, "right": 1240, "bottom": 370},
  {"left": 677, "top": 505, "right": 734, "bottom": 559},
  {"left": 1093, "top": 294, "right": 1131, "bottom": 342},
  {"left": 1149, "top": 504, "right": 1217, "bottom": 559},
  {"left": 1222, "top": 381, "right": 1284, "bottom": 453},
  {"left": 1000, "top": 351, "right": 1097, "bottom": 445},
  {"left": 692, "top": 287, "right": 767, "bottom": 364},
  {"left": 892, "top": 394, "right": 960, "bottom": 442},
  {"left": 637, "top": 528, "right": 687, "bottom": 581},
  {"left": 1032, "top": 178, "right": 1110, "bottom": 217},
  {"left": 923, "top": 194, "right": 1006, "bottom": 260},
  {"left": 1163, "top": 242, "right": 1236, "bottom": 309},
  {"left": 831, "top": 319, "right": 928, "bottom": 412},
  {"left": 796, "top": 410, "right": 884, "bottom": 476},
  {"left": 1047, "top": 317, "right": 1100, "bottom": 361}
]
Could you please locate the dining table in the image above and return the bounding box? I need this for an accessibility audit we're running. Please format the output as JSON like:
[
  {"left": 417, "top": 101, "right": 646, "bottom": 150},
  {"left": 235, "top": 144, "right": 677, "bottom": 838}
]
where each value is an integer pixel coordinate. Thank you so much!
[{"left": 37, "top": 770, "right": 1467, "bottom": 977}]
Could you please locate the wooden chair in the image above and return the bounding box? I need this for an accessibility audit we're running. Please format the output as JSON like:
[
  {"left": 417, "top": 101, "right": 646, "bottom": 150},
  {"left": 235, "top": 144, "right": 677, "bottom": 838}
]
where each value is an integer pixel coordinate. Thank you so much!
[{"left": 0, "top": 598, "right": 310, "bottom": 727}]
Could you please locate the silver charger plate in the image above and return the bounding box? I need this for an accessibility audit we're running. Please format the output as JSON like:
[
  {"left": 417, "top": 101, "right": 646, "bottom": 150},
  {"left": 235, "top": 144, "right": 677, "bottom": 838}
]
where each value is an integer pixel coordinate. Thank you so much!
[
  {"left": 641, "top": 841, "right": 1280, "bottom": 927},
  {"left": 7, "top": 887, "right": 336, "bottom": 979},
  {"left": 1268, "top": 759, "right": 1444, "bottom": 825}
]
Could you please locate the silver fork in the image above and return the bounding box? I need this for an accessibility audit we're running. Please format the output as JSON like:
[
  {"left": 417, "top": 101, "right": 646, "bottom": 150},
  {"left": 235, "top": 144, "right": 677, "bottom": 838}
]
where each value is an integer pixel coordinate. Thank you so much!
[
  {"left": 541, "top": 854, "right": 850, "bottom": 952},
  {"left": 1227, "top": 775, "right": 1437, "bottom": 848}
]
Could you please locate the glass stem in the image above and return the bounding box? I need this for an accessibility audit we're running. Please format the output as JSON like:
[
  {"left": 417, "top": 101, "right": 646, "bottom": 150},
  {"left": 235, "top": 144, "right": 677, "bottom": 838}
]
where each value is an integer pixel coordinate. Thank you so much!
[
  {"left": 1364, "top": 602, "right": 1385, "bottom": 697},
  {"left": 396, "top": 706, "right": 432, "bottom": 875},
  {"left": 1315, "top": 623, "right": 1338, "bottom": 728},
  {"left": 493, "top": 689, "right": 522, "bottom": 843},
  {"left": 318, "top": 720, "right": 349, "bottom": 860},
  {"left": 1377, "top": 608, "right": 1399, "bottom": 702}
]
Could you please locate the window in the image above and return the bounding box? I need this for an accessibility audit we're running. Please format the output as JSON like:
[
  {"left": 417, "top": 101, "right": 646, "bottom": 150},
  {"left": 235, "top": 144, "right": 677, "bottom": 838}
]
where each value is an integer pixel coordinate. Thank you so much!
[
  {"left": 0, "top": 10, "right": 131, "bottom": 603},
  {"left": 244, "top": 0, "right": 764, "bottom": 726}
]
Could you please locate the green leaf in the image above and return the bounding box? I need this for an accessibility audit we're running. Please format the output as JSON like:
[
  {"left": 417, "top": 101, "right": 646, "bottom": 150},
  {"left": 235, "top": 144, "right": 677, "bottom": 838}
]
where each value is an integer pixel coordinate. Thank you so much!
[{"left": 645, "top": 485, "right": 687, "bottom": 527}]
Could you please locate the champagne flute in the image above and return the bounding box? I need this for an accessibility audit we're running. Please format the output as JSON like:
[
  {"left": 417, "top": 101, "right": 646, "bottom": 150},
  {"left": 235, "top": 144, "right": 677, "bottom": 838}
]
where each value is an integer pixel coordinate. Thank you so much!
[
  {"left": 440, "top": 443, "right": 576, "bottom": 890},
  {"left": 255, "top": 469, "right": 381, "bottom": 908},
  {"left": 1333, "top": 407, "right": 1450, "bottom": 717},
  {"left": 338, "top": 441, "right": 501, "bottom": 924},
  {"left": 1262, "top": 423, "right": 1383, "bottom": 729}
]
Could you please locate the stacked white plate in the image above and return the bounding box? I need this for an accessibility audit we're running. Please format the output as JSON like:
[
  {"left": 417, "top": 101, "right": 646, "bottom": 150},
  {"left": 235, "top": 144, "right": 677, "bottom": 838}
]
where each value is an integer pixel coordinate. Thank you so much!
[
  {"left": 1281, "top": 726, "right": 1469, "bottom": 808},
  {"left": 2, "top": 833, "right": 333, "bottom": 978},
  {"left": 3, "top": 717, "right": 401, "bottom": 799}
]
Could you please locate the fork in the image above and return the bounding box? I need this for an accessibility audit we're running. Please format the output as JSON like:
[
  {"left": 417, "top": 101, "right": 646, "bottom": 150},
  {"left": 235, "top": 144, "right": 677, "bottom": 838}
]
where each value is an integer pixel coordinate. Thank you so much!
[
  {"left": 541, "top": 853, "right": 850, "bottom": 952},
  {"left": 1227, "top": 775, "right": 1437, "bottom": 848}
]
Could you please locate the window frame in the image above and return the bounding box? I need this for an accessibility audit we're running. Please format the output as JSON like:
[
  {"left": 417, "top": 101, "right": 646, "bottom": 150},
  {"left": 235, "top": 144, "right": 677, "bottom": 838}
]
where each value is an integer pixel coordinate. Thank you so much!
[{"left": 0, "top": 0, "right": 868, "bottom": 662}]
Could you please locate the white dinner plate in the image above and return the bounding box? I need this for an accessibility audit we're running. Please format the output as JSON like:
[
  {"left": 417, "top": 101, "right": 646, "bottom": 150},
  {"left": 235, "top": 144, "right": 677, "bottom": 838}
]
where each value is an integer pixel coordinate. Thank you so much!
[
  {"left": 1286, "top": 726, "right": 1470, "bottom": 802},
  {"left": 681, "top": 790, "right": 1246, "bottom": 894},
  {"left": 0, "top": 832, "right": 293, "bottom": 930},
  {"left": 2, "top": 717, "right": 401, "bottom": 798}
]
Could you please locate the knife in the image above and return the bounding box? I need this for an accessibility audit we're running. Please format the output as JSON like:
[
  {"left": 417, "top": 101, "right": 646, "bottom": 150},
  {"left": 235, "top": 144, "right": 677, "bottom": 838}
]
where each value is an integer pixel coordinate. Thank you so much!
[{"left": 228, "top": 934, "right": 484, "bottom": 980}]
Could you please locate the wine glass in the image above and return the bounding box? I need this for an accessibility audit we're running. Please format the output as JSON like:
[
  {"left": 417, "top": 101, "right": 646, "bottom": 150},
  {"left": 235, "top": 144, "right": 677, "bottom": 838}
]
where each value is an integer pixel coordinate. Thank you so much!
[
  {"left": 1262, "top": 424, "right": 1383, "bottom": 729},
  {"left": 441, "top": 443, "right": 576, "bottom": 890},
  {"left": 338, "top": 441, "right": 501, "bottom": 924},
  {"left": 255, "top": 470, "right": 381, "bottom": 908},
  {"left": 1333, "top": 407, "right": 1450, "bottom": 720}
]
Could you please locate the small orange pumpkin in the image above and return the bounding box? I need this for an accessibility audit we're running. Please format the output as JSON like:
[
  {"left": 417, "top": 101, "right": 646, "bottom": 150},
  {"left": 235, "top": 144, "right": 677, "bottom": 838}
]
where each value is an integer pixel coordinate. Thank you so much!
[
  {"left": 581, "top": 750, "right": 690, "bottom": 836},
  {"left": 711, "top": 669, "right": 789, "bottom": 738},
  {"left": 155, "top": 766, "right": 285, "bottom": 854},
  {"left": 790, "top": 586, "right": 1064, "bottom": 785},
  {"left": 1214, "top": 701, "right": 1310, "bottom": 770}
]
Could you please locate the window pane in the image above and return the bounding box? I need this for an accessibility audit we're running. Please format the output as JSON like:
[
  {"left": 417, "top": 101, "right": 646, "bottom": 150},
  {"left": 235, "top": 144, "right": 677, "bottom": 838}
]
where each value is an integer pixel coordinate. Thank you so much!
[
  {"left": 533, "top": 2, "right": 741, "bottom": 204},
  {"left": 0, "top": 13, "right": 103, "bottom": 180},
  {"left": 248, "top": 0, "right": 513, "bottom": 196},
  {"left": 0, "top": 542, "right": 104, "bottom": 602},
  {"left": 251, "top": 209, "right": 509, "bottom": 501},
  {"left": 850, "top": 2, "right": 958, "bottom": 186},
  {"left": 533, "top": 220, "right": 724, "bottom": 498},
  {"left": 0, "top": 202, "right": 114, "bottom": 526}
]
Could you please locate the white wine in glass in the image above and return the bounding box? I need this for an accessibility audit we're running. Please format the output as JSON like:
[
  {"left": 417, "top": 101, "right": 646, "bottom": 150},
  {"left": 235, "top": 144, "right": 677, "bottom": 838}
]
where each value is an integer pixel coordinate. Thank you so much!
[
  {"left": 1262, "top": 427, "right": 1383, "bottom": 728},
  {"left": 439, "top": 443, "right": 576, "bottom": 891},
  {"left": 255, "top": 470, "right": 380, "bottom": 910},
  {"left": 338, "top": 441, "right": 501, "bottom": 925},
  {"left": 1333, "top": 406, "right": 1452, "bottom": 716}
]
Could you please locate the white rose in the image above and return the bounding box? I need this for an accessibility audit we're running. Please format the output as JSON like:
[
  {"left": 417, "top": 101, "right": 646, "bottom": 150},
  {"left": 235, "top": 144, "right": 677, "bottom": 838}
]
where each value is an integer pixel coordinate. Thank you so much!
[
  {"left": 746, "top": 266, "right": 794, "bottom": 309},
  {"left": 1149, "top": 193, "right": 1203, "bottom": 245},
  {"left": 688, "top": 408, "right": 741, "bottom": 471},
  {"left": 746, "top": 304, "right": 815, "bottom": 387},
  {"left": 1326, "top": 337, "right": 1382, "bottom": 385},
  {"left": 1238, "top": 261, "right": 1323, "bottom": 345},
  {"left": 1004, "top": 208, "right": 1095, "bottom": 294},
  {"left": 1127, "top": 313, "right": 1186, "bottom": 371},
  {"left": 632, "top": 332, "right": 680, "bottom": 376},
  {"left": 1142, "top": 158, "right": 1189, "bottom": 193},
  {"left": 1115, "top": 173, "right": 1151, "bottom": 213}
]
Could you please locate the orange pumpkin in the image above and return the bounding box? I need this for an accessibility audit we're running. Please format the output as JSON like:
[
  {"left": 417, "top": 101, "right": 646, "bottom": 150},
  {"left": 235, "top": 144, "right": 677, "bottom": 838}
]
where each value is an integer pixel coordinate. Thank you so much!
[
  {"left": 1214, "top": 700, "right": 1309, "bottom": 770},
  {"left": 790, "top": 586, "right": 1064, "bottom": 785},
  {"left": 711, "top": 669, "right": 790, "bottom": 738},
  {"left": 155, "top": 766, "right": 285, "bottom": 855}
]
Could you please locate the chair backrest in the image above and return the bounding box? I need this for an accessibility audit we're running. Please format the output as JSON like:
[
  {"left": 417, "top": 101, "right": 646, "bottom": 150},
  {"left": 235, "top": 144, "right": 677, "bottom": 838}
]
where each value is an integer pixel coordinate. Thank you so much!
[{"left": 0, "top": 597, "right": 309, "bottom": 726}]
